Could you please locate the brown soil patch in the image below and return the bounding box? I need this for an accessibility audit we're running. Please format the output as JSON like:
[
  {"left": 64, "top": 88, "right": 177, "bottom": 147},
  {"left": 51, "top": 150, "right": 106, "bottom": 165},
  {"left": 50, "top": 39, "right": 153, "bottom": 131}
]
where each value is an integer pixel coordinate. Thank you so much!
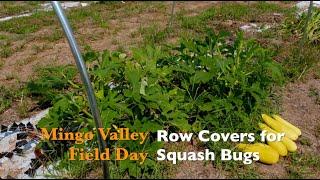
[
  {"left": 172, "top": 143, "right": 227, "bottom": 179},
  {"left": 281, "top": 78, "right": 320, "bottom": 154},
  {"left": 0, "top": 2, "right": 216, "bottom": 87},
  {"left": 0, "top": 1, "right": 217, "bottom": 125}
]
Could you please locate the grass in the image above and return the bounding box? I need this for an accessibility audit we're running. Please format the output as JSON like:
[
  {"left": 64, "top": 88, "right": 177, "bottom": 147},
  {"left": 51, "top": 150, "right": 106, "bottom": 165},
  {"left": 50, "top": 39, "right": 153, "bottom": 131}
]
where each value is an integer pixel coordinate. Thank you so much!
[
  {"left": 0, "top": 85, "right": 17, "bottom": 114},
  {"left": 44, "top": 29, "right": 64, "bottom": 42},
  {"left": 0, "top": 85, "right": 29, "bottom": 121},
  {"left": 234, "top": 165, "right": 261, "bottom": 179},
  {"left": 137, "top": 1, "right": 296, "bottom": 46},
  {"left": 0, "top": 11, "right": 56, "bottom": 34},
  {"left": 0, "top": 34, "right": 8, "bottom": 40},
  {"left": 91, "top": 11, "right": 109, "bottom": 28},
  {"left": 139, "top": 23, "right": 169, "bottom": 45},
  {"left": 31, "top": 44, "right": 51, "bottom": 55},
  {"left": 0, "top": 1, "right": 41, "bottom": 17},
  {"left": 0, "top": 60, "right": 4, "bottom": 69},
  {"left": 0, "top": 2, "right": 168, "bottom": 36},
  {"left": 287, "top": 152, "right": 320, "bottom": 179},
  {"left": 17, "top": 95, "right": 30, "bottom": 118},
  {"left": 5, "top": 73, "right": 17, "bottom": 81},
  {"left": 17, "top": 56, "right": 37, "bottom": 66},
  {"left": 308, "top": 87, "right": 320, "bottom": 105},
  {"left": 316, "top": 124, "right": 320, "bottom": 138},
  {"left": 282, "top": 43, "right": 320, "bottom": 81},
  {"left": 298, "top": 137, "right": 312, "bottom": 146},
  {"left": 0, "top": 41, "right": 13, "bottom": 58}
]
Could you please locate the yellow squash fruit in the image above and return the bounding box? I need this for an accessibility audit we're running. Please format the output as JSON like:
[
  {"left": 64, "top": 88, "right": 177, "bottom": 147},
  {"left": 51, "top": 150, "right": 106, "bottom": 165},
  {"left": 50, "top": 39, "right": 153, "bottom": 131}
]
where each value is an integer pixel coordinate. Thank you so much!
[
  {"left": 266, "top": 141, "right": 287, "bottom": 156},
  {"left": 272, "top": 115, "right": 301, "bottom": 136},
  {"left": 281, "top": 137, "right": 297, "bottom": 152},
  {"left": 259, "top": 123, "right": 297, "bottom": 152},
  {"left": 261, "top": 114, "right": 298, "bottom": 140},
  {"left": 236, "top": 143, "right": 279, "bottom": 164}
]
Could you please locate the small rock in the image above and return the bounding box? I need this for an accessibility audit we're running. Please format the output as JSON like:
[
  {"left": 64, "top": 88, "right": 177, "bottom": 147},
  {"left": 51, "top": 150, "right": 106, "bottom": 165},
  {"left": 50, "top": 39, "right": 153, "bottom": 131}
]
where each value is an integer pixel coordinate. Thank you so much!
[
  {"left": 273, "top": 13, "right": 282, "bottom": 16},
  {"left": 61, "top": 2, "right": 81, "bottom": 9},
  {"left": 0, "top": 133, "right": 17, "bottom": 153},
  {"left": 8, "top": 156, "right": 31, "bottom": 177},
  {"left": 0, "top": 160, "right": 9, "bottom": 178},
  {"left": 0, "top": 156, "right": 9, "bottom": 164},
  {"left": 81, "top": 2, "right": 89, "bottom": 7}
]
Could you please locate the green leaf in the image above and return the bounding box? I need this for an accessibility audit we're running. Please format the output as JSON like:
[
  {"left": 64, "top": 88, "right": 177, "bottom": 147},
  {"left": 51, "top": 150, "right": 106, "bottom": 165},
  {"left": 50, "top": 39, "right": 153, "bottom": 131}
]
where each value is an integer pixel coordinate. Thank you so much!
[
  {"left": 170, "top": 118, "right": 191, "bottom": 132},
  {"left": 193, "top": 71, "right": 213, "bottom": 84},
  {"left": 140, "top": 77, "right": 148, "bottom": 96}
]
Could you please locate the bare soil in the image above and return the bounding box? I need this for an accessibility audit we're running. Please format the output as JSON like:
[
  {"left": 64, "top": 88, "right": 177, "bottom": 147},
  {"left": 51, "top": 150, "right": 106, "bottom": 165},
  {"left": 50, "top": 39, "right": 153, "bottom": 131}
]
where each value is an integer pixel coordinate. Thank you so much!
[{"left": 0, "top": 1, "right": 215, "bottom": 125}]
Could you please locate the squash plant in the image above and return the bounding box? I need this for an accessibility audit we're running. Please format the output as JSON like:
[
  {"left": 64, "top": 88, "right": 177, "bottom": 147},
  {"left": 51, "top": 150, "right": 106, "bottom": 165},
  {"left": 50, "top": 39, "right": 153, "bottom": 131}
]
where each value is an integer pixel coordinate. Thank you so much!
[{"left": 35, "top": 31, "right": 283, "bottom": 178}]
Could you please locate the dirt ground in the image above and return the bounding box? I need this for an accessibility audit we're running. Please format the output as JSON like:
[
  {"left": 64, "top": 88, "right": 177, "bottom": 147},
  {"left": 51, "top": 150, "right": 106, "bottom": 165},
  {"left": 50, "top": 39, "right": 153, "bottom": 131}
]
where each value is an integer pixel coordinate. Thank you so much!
[
  {"left": 0, "top": 1, "right": 319, "bottom": 179},
  {"left": 0, "top": 1, "right": 217, "bottom": 125}
]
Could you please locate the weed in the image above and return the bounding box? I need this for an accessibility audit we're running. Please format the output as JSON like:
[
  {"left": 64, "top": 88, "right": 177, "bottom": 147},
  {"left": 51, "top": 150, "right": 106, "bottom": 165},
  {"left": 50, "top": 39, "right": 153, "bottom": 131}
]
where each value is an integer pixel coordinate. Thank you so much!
[
  {"left": 116, "top": 45, "right": 126, "bottom": 53},
  {"left": 282, "top": 8, "right": 320, "bottom": 44},
  {"left": 45, "top": 29, "right": 64, "bottom": 42},
  {"left": 15, "top": 40, "right": 27, "bottom": 52},
  {"left": 308, "top": 87, "right": 320, "bottom": 105},
  {"left": 282, "top": 43, "right": 320, "bottom": 81},
  {"left": 0, "top": 60, "right": 4, "bottom": 68},
  {"left": 17, "top": 95, "right": 30, "bottom": 118},
  {"left": 0, "top": 86, "right": 15, "bottom": 113},
  {"left": 299, "top": 137, "right": 312, "bottom": 146},
  {"left": 91, "top": 12, "right": 108, "bottom": 28},
  {"left": 287, "top": 152, "right": 320, "bottom": 179},
  {"left": 32, "top": 45, "right": 43, "bottom": 55},
  {"left": 316, "top": 123, "right": 320, "bottom": 138},
  {"left": 17, "top": 56, "right": 36, "bottom": 67},
  {"left": 26, "top": 65, "right": 77, "bottom": 106},
  {"left": 0, "top": 1, "right": 40, "bottom": 17},
  {"left": 1, "top": 42, "right": 13, "bottom": 58},
  {"left": 139, "top": 23, "right": 169, "bottom": 45},
  {"left": 111, "top": 38, "right": 119, "bottom": 45},
  {"left": 5, "top": 73, "right": 16, "bottom": 81},
  {"left": 0, "top": 11, "right": 56, "bottom": 34},
  {"left": 235, "top": 165, "right": 260, "bottom": 179},
  {"left": 217, "top": 3, "right": 250, "bottom": 21},
  {"left": 0, "top": 34, "right": 7, "bottom": 40}
]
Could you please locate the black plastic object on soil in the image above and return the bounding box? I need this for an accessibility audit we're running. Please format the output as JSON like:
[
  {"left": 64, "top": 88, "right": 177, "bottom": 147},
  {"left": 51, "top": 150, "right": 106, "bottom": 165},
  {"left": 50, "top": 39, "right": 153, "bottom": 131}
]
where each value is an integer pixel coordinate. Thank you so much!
[
  {"left": 9, "top": 122, "right": 18, "bottom": 131},
  {"left": 26, "top": 122, "right": 34, "bottom": 130},
  {"left": 24, "top": 168, "right": 36, "bottom": 177},
  {"left": 4, "top": 152, "right": 13, "bottom": 158},
  {"left": 17, "top": 132, "right": 28, "bottom": 140},
  {"left": 18, "top": 123, "right": 26, "bottom": 131},
  {"left": 16, "top": 140, "right": 28, "bottom": 148},
  {"left": 30, "top": 158, "right": 42, "bottom": 170},
  {"left": 1, "top": 125, "right": 8, "bottom": 132},
  {"left": 13, "top": 148, "right": 23, "bottom": 154}
]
